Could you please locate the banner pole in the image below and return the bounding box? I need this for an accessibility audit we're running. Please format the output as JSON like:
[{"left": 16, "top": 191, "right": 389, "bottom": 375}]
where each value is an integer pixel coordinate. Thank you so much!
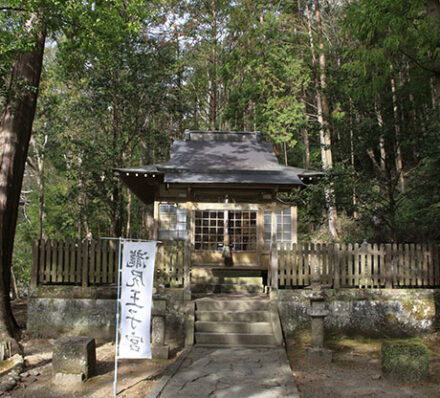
[{"left": 113, "top": 237, "right": 123, "bottom": 397}]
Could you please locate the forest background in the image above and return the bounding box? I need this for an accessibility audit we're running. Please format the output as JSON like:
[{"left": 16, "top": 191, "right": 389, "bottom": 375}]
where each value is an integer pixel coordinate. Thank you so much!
[{"left": 2, "top": 0, "right": 440, "bottom": 292}]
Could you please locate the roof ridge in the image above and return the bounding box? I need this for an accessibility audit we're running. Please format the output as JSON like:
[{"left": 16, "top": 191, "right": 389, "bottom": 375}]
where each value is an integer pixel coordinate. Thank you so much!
[{"left": 184, "top": 130, "right": 262, "bottom": 142}]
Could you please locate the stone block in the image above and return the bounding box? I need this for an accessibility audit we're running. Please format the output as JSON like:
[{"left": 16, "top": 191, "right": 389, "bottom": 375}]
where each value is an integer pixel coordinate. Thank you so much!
[
  {"left": 381, "top": 339, "right": 429, "bottom": 383},
  {"left": 152, "top": 298, "right": 167, "bottom": 311},
  {"left": 305, "top": 347, "right": 333, "bottom": 364},
  {"left": 152, "top": 315, "right": 166, "bottom": 346},
  {"left": 52, "top": 336, "right": 96, "bottom": 381},
  {"left": 311, "top": 318, "right": 325, "bottom": 348},
  {"left": 0, "top": 354, "right": 24, "bottom": 378},
  {"left": 184, "top": 301, "right": 195, "bottom": 346},
  {"left": 151, "top": 345, "right": 169, "bottom": 359}
]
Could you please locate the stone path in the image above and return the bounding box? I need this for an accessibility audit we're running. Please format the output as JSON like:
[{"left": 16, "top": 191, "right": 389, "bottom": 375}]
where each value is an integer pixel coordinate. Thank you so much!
[{"left": 153, "top": 347, "right": 300, "bottom": 398}]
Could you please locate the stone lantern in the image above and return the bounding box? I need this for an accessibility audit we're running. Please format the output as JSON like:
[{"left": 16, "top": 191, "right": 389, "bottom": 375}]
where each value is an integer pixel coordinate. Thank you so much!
[
  {"left": 151, "top": 296, "right": 169, "bottom": 359},
  {"left": 305, "top": 272, "right": 332, "bottom": 363}
]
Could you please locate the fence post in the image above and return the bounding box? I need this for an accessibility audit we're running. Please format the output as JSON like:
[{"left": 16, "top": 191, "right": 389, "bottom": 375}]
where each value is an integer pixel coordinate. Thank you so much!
[
  {"left": 271, "top": 241, "right": 278, "bottom": 295},
  {"left": 82, "top": 240, "right": 89, "bottom": 288},
  {"left": 333, "top": 244, "right": 340, "bottom": 289},
  {"left": 30, "top": 239, "right": 39, "bottom": 289},
  {"left": 385, "top": 244, "right": 393, "bottom": 288}
]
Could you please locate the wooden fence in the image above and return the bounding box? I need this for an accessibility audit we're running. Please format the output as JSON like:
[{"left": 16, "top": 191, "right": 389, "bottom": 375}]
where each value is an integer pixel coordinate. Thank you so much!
[
  {"left": 32, "top": 239, "right": 440, "bottom": 289},
  {"left": 277, "top": 242, "right": 440, "bottom": 288},
  {"left": 31, "top": 239, "right": 185, "bottom": 288}
]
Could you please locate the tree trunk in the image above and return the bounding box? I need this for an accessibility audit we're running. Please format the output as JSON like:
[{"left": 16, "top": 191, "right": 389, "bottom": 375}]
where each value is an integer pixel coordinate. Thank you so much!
[
  {"left": 426, "top": 0, "right": 440, "bottom": 105},
  {"left": 30, "top": 134, "right": 47, "bottom": 239},
  {"left": 303, "top": 128, "right": 310, "bottom": 169},
  {"left": 374, "top": 98, "right": 387, "bottom": 173},
  {"left": 175, "top": 25, "right": 184, "bottom": 137},
  {"left": 110, "top": 83, "right": 123, "bottom": 238},
  {"left": 349, "top": 99, "right": 358, "bottom": 219},
  {"left": 0, "top": 16, "right": 46, "bottom": 354},
  {"left": 430, "top": 76, "right": 439, "bottom": 109},
  {"left": 300, "top": 96, "right": 311, "bottom": 169},
  {"left": 143, "top": 204, "right": 154, "bottom": 240},
  {"left": 126, "top": 189, "right": 132, "bottom": 239},
  {"left": 389, "top": 65, "right": 405, "bottom": 193},
  {"left": 308, "top": 0, "right": 339, "bottom": 239},
  {"left": 209, "top": 0, "right": 218, "bottom": 129}
]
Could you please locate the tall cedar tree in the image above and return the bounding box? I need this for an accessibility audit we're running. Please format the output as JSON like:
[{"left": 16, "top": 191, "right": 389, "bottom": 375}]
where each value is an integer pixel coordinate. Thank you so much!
[{"left": 0, "top": 14, "right": 45, "bottom": 354}]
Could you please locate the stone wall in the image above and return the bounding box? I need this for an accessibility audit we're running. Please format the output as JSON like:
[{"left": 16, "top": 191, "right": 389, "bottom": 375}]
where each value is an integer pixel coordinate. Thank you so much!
[
  {"left": 278, "top": 289, "right": 440, "bottom": 338},
  {"left": 28, "top": 286, "right": 440, "bottom": 344},
  {"left": 27, "top": 297, "right": 115, "bottom": 340},
  {"left": 27, "top": 287, "right": 188, "bottom": 346}
]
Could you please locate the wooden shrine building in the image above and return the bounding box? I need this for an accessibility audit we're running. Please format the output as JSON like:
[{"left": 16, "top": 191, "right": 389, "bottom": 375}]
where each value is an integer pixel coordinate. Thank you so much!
[
  {"left": 116, "top": 130, "right": 320, "bottom": 276},
  {"left": 27, "top": 130, "right": 440, "bottom": 346}
]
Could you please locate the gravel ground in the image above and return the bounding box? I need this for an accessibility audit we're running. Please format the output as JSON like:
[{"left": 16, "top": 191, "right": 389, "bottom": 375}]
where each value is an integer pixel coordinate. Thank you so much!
[
  {"left": 0, "top": 338, "right": 177, "bottom": 398},
  {"left": 0, "top": 300, "right": 178, "bottom": 398}
]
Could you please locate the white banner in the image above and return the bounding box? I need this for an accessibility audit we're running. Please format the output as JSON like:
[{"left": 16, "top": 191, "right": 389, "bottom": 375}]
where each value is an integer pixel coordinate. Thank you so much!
[{"left": 119, "top": 241, "right": 157, "bottom": 359}]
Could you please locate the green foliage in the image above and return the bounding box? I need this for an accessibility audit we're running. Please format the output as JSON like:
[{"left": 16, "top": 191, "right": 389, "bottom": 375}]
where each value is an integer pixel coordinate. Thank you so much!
[{"left": 5, "top": 0, "right": 440, "bottom": 293}]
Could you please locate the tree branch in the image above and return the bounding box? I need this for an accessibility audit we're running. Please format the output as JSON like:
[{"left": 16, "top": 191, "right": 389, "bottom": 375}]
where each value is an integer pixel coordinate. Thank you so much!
[
  {"left": 400, "top": 48, "right": 440, "bottom": 75},
  {"left": 0, "top": 7, "right": 25, "bottom": 12}
]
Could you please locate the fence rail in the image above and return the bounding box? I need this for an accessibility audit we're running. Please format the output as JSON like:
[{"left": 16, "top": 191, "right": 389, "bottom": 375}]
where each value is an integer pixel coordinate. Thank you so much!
[
  {"left": 31, "top": 239, "right": 185, "bottom": 288},
  {"left": 277, "top": 242, "right": 440, "bottom": 288}
]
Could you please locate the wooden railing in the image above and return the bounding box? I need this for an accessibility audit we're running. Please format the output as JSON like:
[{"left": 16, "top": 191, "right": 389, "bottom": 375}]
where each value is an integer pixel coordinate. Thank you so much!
[
  {"left": 32, "top": 239, "right": 440, "bottom": 290},
  {"left": 31, "top": 239, "right": 186, "bottom": 288},
  {"left": 277, "top": 242, "right": 440, "bottom": 289}
]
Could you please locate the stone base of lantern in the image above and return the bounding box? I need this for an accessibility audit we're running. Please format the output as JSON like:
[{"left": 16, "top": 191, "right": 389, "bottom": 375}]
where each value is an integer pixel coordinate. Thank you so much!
[
  {"left": 151, "top": 345, "right": 169, "bottom": 359},
  {"left": 305, "top": 347, "right": 333, "bottom": 364}
]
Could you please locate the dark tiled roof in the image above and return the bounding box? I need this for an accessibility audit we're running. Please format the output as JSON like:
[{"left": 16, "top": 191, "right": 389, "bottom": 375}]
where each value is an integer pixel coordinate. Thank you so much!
[
  {"left": 116, "top": 131, "right": 322, "bottom": 186},
  {"left": 161, "top": 140, "right": 284, "bottom": 171}
]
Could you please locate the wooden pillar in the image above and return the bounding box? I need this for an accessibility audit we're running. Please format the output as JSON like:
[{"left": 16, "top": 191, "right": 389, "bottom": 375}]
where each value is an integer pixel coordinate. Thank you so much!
[
  {"left": 183, "top": 201, "right": 192, "bottom": 300},
  {"left": 153, "top": 201, "right": 159, "bottom": 240},
  {"left": 291, "top": 206, "right": 298, "bottom": 244},
  {"left": 224, "top": 209, "right": 229, "bottom": 248},
  {"left": 271, "top": 208, "right": 278, "bottom": 296},
  {"left": 257, "top": 208, "right": 264, "bottom": 267}
]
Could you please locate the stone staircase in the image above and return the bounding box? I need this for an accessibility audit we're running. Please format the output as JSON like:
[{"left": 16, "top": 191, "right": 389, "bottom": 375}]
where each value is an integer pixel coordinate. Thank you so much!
[
  {"left": 190, "top": 267, "right": 265, "bottom": 297},
  {"left": 194, "top": 297, "right": 283, "bottom": 347}
]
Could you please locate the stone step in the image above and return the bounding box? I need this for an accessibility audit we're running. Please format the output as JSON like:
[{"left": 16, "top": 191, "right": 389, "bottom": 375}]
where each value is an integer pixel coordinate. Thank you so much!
[
  {"left": 191, "top": 283, "right": 263, "bottom": 294},
  {"left": 195, "top": 332, "right": 277, "bottom": 346},
  {"left": 196, "top": 299, "right": 269, "bottom": 312},
  {"left": 196, "top": 310, "right": 271, "bottom": 322},
  {"left": 195, "top": 321, "right": 272, "bottom": 334}
]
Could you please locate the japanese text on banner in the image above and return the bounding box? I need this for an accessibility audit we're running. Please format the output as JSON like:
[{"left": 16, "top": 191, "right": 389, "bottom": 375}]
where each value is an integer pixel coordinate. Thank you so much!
[{"left": 119, "top": 241, "right": 157, "bottom": 359}]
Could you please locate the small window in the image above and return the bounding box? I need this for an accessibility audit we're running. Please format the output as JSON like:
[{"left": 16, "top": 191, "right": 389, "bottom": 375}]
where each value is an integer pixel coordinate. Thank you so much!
[
  {"left": 194, "top": 210, "right": 224, "bottom": 250},
  {"left": 159, "top": 203, "right": 187, "bottom": 240},
  {"left": 264, "top": 208, "right": 292, "bottom": 248},
  {"left": 229, "top": 211, "right": 257, "bottom": 251},
  {"left": 277, "top": 209, "right": 292, "bottom": 244}
]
